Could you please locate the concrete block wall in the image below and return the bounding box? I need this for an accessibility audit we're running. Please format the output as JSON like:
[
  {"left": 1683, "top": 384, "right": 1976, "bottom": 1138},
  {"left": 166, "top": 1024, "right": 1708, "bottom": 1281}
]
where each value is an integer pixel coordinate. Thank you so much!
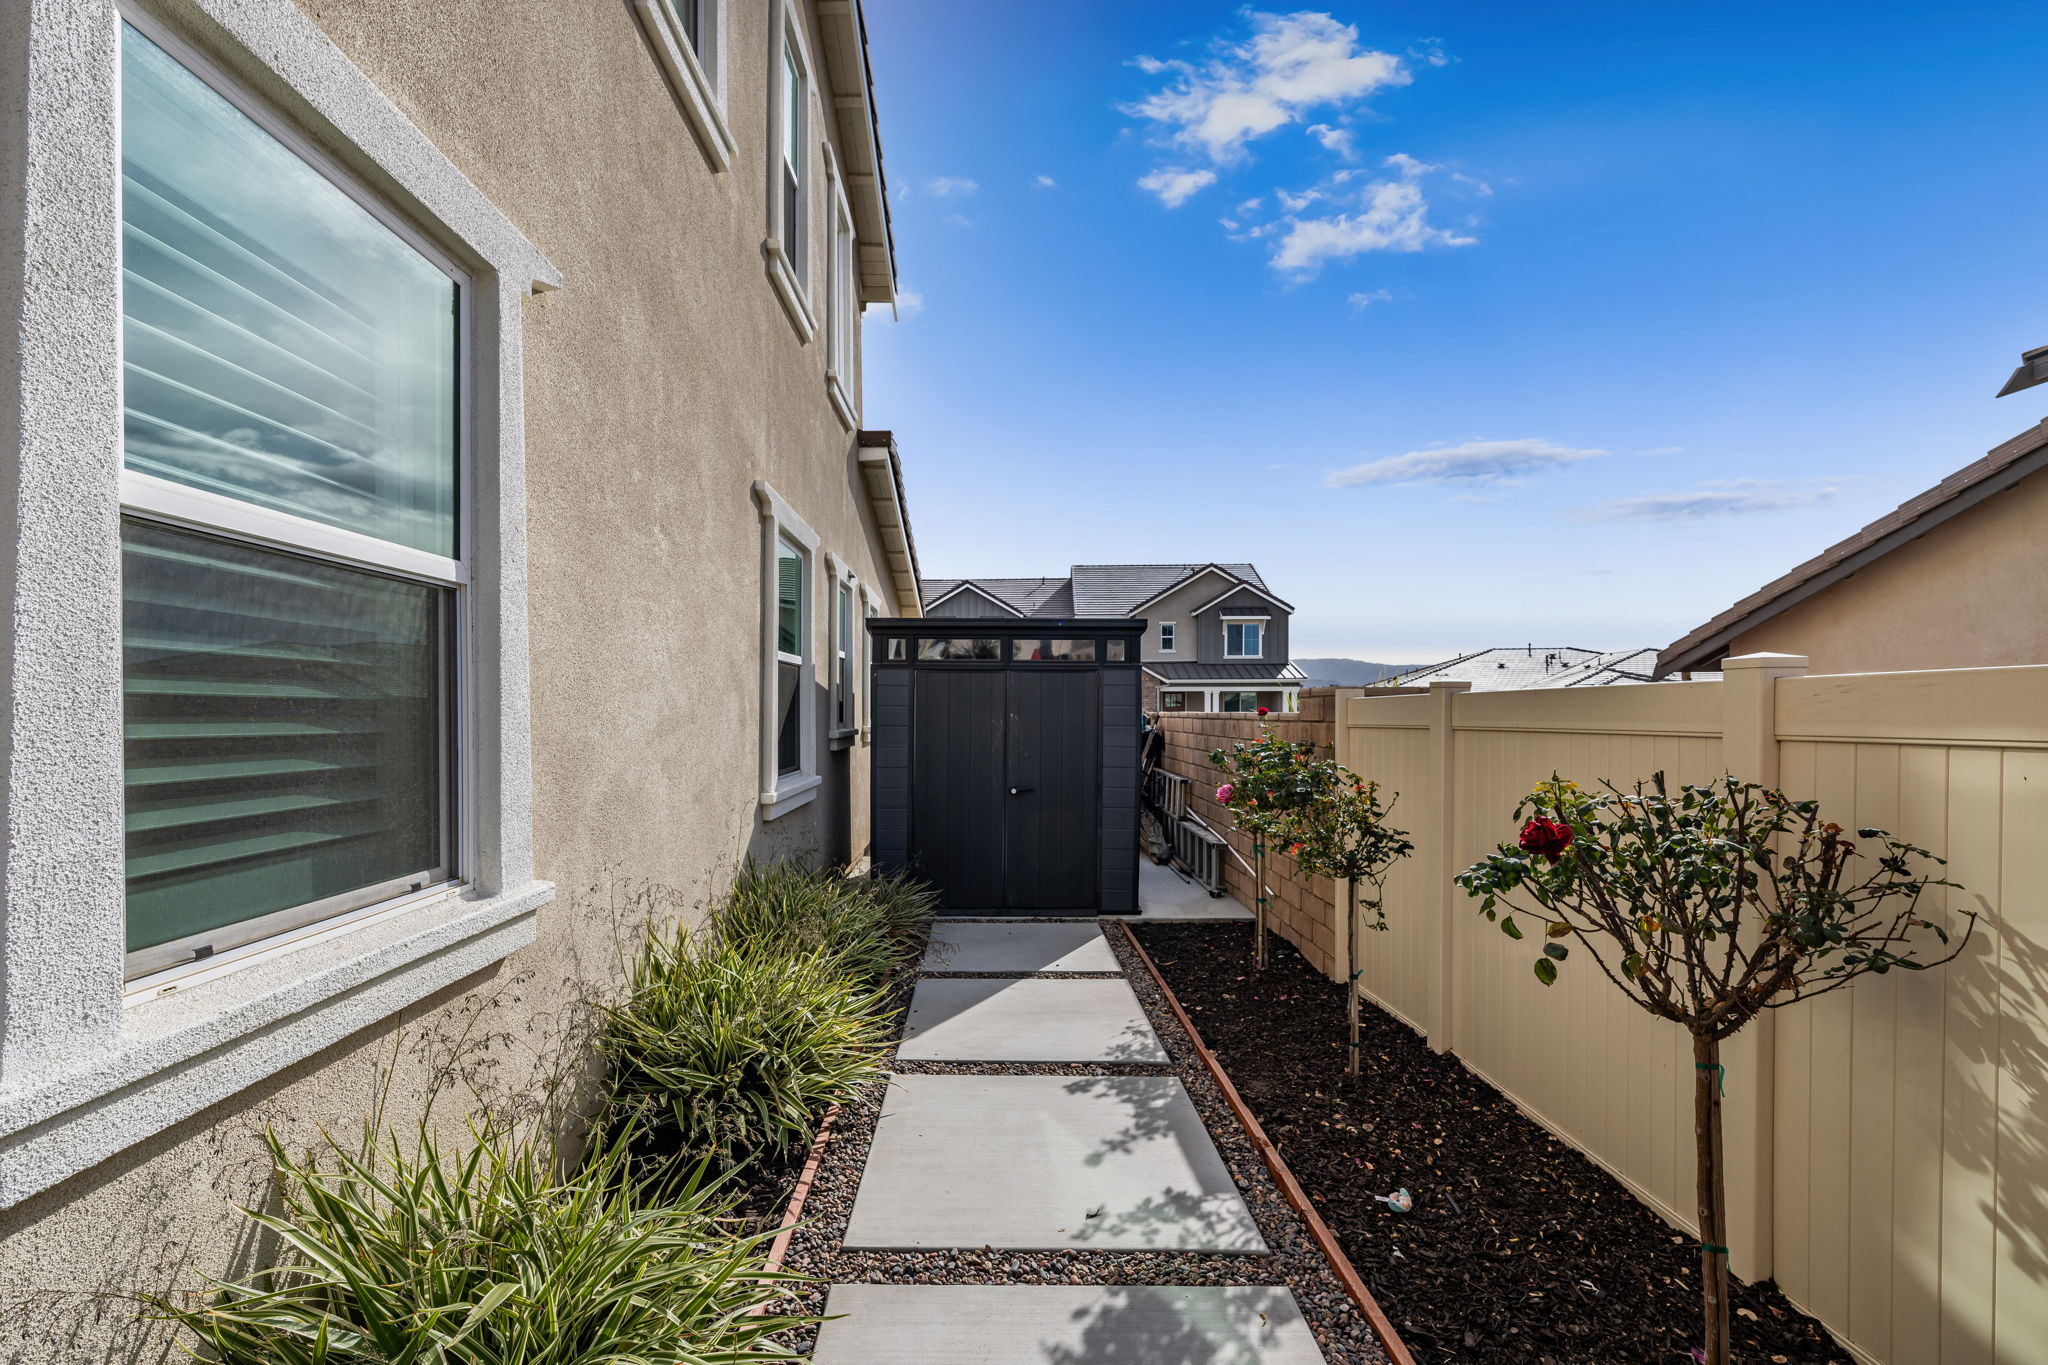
[{"left": 1153, "top": 688, "right": 1342, "bottom": 979}]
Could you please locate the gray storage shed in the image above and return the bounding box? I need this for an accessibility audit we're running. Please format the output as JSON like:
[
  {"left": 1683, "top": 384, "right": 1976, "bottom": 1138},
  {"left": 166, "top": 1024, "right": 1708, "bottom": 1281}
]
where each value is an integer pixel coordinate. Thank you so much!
[{"left": 867, "top": 617, "right": 1143, "bottom": 913}]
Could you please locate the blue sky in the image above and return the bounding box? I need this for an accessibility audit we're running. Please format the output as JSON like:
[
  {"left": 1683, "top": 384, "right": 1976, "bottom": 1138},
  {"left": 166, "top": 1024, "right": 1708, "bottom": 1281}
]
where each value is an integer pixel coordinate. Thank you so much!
[{"left": 860, "top": 2, "right": 2048, "bottom": 663}]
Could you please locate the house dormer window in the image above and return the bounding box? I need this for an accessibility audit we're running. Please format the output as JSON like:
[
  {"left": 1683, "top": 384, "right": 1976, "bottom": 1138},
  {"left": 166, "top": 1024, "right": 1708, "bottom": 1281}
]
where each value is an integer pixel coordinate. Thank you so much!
[{"left": 1224, "top": 619, "right": 1264, "bottom": 658}]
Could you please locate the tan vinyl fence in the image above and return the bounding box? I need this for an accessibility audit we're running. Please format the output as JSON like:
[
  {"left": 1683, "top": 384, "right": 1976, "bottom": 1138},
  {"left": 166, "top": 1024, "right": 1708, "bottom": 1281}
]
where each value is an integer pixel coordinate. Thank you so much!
[{"left": 1335, "top": 656, "right": 2047, "bottom": 1365}]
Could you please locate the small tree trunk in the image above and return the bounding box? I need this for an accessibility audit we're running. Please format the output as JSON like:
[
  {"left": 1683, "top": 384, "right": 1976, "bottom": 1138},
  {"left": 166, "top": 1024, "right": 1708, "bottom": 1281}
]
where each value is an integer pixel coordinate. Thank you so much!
[
  {"left": 1249, "top": 840, "right": 1263, "bottom": 969},
  {"left": 1345, "top": 877, "right": 1361, "bottom": 1077},
  {"left": 1692, "top": 1031, "right": 1732, "bottom": 1365}
]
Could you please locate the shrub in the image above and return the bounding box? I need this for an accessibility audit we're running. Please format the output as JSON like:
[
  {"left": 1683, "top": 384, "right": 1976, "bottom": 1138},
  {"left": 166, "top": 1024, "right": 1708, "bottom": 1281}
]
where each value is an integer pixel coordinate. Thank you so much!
[
  {"left": 1456, "top": 772, "right": 1973, "bottom": 1365},
  {"left": 150, "top": 1126, "right": 805, "bottom": 1364},
  {"left": 710, "top": 860, "right": 936, "bottom": 985},
  {"left": 602, "top": 931, "right": 890, "bottom": 1171}
]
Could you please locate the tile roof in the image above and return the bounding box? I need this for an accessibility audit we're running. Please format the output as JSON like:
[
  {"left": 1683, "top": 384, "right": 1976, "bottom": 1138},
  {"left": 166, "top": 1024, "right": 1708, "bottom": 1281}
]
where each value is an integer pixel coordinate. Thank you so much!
[
  {"left": 920, "top": 577, "right": 1074, "bottom": 616},
  {"left": 921, "top": 563, "right": 1271, "bottom": 619},
  {"left": 1071, "top": 563, "right": 1267, "bottom": 615},
  {"left": 1658, "top": 416, "right": 2048, "bottom": 675},
  {"left": 1380, "top": 646, "right": 1645, "bottom": 692},
  {"left": 1144, "top": 661, "right": 1307, "bottom": 683}
]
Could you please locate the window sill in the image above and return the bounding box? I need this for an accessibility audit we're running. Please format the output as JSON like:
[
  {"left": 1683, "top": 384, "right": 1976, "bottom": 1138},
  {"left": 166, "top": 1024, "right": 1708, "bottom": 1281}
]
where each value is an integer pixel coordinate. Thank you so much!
[
  {"left": 633, "top": 0, "right": 735, "bottom": 172},
  {"left": 827, "top": 726, "right": 857, "bottom": 752},
  {"left": 762, "top": 772, "right": 822, "bottom": 820},
  {"left": 825, "top": 371, "right": 858, "bottom": 432},
  {"left": 764, "top": 241, "right": 817, "bottom": 342},
  {"left": 0, "top": 879, "right": 552, "bottom": 1210}
]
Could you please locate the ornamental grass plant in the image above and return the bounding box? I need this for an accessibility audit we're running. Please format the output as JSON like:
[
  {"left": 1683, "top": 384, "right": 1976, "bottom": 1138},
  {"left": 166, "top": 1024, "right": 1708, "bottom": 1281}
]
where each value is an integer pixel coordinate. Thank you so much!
[
  {"left": 600, "top": 929, "right": 892, "bottom": 1174},
  {"left": 709, "top": 860, "right": 936, "bottom": 985},
  {"left": 149, "top": 1125, "right": 806, "bottom": 1365}
]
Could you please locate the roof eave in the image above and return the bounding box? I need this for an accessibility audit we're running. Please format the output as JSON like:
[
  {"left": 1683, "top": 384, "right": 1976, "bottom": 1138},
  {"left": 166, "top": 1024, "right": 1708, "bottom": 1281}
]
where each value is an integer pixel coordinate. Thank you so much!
[
  {"left": 857, "top": 431, "right": 921, "bottom": 615},
  {"left": 815, "top": 0, "right": 897, "bottom": 304}
]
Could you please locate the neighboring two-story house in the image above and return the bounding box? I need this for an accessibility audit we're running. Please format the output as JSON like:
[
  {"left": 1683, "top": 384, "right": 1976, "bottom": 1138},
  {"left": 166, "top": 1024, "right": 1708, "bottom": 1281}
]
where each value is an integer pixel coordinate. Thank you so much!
[
  {"left": 0, "top": 1, "right": 917, "bottom": 1355},
  {"left": 921, "top": 563, "right": 1304, "bottom": 713}
]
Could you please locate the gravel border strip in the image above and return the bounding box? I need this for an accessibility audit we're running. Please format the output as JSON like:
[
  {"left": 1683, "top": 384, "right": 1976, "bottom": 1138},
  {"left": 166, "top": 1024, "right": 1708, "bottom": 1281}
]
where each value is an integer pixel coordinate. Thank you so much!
[
  {"left": 918, "top": 970, "right": 1127, "bottom": 980},
  {"left": 768, "top": 923, "right": 1390, "bottom": 1363}
]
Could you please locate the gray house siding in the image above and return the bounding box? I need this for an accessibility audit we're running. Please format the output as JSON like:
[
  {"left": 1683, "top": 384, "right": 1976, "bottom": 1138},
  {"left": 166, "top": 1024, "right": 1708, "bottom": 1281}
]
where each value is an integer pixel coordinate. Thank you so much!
[
  {"left": 1134, "top": 571, "right": 1247, "bottom": 663},
  {"left": 928, "top": 586, "right": 1016, "bottom": 618},
  {"left": 1194, "top": 591, "right": 1289, "bottom": 666}
]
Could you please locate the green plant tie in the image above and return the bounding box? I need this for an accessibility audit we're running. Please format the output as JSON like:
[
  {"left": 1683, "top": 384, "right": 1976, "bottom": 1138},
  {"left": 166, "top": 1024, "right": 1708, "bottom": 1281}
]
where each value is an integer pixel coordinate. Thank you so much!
[
  {"left": 1700, "top": 1242, "right": 1729, "bottom": 1257},
  {"left": 1695, "top": 1061, "right": 1725, "bottom": 1096}
]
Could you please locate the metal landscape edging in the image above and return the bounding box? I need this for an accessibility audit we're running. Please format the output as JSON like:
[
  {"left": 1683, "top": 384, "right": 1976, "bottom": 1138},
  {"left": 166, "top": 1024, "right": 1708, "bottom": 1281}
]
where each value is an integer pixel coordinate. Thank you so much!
[{"left": 1117, "top": 920, "right": 1420, "bottom": 1365}]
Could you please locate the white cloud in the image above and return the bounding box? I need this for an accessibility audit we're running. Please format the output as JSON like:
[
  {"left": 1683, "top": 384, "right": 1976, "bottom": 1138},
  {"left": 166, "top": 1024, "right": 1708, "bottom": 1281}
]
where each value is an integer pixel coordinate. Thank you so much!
[
  {"left": 942, "top": 212, "right": 974, "bottom": 228},
  {"left": 1270, "top": 155, "right": 1475, "bottom": 275},
  {"left": 1577, "top": 480, "right": 1837, "bottom": 522},
  {"left": 926, "top": 176, "right": 979, "bottom": 197},
  {"left": 1034, "top": 174, "right": 1057, "bottom": 189},
  {"left": 1237, "top": 196, "right": 1265, "bottom": 213},
  {"left": 1326, "top": 438, "right": 1607, "bottom": 488},
  {"left": 1346, "top": 289, "right": 1392, "bottom": 310},
  {"left": 872, "top": 289, "right": 923, "bottom": 322},
  {"left": 1124, "top": 11, "right": 1409, "bottom": 165},
  {"left": 1409, "top": 39, "right": 1452, "bottom": 68},
  {"left": 1306, "top": 122, "right": 1357, "bottom": 158},
  {"left": 1138, "top": 166, "right": 1218, "bottom": 207}
]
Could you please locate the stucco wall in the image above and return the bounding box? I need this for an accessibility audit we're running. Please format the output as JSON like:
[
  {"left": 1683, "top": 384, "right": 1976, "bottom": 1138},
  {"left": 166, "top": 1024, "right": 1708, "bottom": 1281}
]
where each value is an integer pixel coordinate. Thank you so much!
[
  {"left": 1725, "top": 466, "right": 2048, "bottom": 674},
  {"left": 0, "top": 1, "right": 903, "bottom": 1359}
]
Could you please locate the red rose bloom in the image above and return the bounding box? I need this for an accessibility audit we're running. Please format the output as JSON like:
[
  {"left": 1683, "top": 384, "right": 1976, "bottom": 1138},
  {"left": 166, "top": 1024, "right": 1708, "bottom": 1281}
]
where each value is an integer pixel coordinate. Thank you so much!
[
  {"left": 1519, "top": 816, "right": 1573, "bottom": 863},
  {"left": 1257, "top": 706, "right": 1270, "bottom": 716}
]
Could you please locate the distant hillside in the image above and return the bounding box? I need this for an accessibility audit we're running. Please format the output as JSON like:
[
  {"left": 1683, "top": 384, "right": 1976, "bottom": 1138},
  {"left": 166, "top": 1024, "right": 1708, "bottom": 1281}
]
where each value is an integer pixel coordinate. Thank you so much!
[{"left": 1294, "top": 658, "right": 1418, "bottom": 687}]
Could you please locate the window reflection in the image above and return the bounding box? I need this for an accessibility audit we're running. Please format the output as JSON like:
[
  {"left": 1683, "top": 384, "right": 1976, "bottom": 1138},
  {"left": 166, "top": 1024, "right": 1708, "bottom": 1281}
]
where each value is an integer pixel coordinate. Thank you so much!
[
  {"left": 1048, "top": 639, "right": 1095, "bottom": 661},
  {"left": 918, "top": 638, "right": 1000, "bottom": 661},
  {"left": 1011, "top": 638, "right": 1045, "bottom": 661}
]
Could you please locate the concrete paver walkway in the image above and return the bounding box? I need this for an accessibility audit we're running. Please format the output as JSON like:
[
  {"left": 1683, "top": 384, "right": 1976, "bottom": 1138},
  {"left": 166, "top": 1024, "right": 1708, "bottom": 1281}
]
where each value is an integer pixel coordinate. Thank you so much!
[
  {"left": 814, "top": 910, "right": 1327, "bottom": 1362},
  {"left": 896, "top": 977, "right": 1167, "bottom": 1063},
  {"left": 842, "top": 1072, "right": 1261, "bottom": 1250},
  {"left": 814, "top": 1284, "right": 1328, "bottom": 1364},
  {"left": 921, "top": 921, "right": 1123, "bottom": 973}
]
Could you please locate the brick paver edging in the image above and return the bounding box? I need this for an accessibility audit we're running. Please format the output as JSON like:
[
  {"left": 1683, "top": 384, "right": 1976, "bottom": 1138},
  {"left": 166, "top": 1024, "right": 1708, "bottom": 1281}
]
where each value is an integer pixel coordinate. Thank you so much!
[
  {"left": 1116, "top": 921, "right": 1420, "bottom": 1365},
  {"left": 759, "top": 1103, "right": 840, "bottom": 1293}
]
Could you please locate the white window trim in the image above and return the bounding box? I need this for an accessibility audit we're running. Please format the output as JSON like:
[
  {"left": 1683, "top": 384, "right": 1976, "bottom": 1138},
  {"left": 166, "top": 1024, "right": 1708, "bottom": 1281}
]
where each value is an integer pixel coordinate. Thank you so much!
[
  {"left": 632, "top": 0, "right": 735, "bottom": 170},
  {"left": 763, "top": 0, "right": 816, "bottom": 342},
  {"left": 859, "top": 586, "right": 881, "bottom": 743},
  {"left": 0, "top": 0, "right": 559, "bottom": 1213},
  {"left": 823, "top": 150, "right": 858, "bottom": 430},
  {"left": 755, "top": 482, "right": 821, "bottom": 817},
  {"left": 824, "top": 552, "right": 861, "bottom": 747},
  {"left": 1158, "top": 620, "right": 1177, "bottom": 653},
  {"left": 1224, "top": 616, "right": 1266, "bottom": 659}
]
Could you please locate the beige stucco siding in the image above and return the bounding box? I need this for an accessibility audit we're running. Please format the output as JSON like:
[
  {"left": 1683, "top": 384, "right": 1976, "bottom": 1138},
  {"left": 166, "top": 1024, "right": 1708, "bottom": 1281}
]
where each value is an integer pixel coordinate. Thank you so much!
[
  {"left": 0, "top": 2, "right": 902, "bottom": 1359},
  {"left": 1726, "top": 466, "right": 2048, "bottom": 674}
]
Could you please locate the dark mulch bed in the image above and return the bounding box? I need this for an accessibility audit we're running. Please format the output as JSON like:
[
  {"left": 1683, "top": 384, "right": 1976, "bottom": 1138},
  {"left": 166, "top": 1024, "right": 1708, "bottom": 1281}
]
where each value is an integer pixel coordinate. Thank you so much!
[{"left": 1132, "top": 921, "right": 1849, "bottom": 1365}]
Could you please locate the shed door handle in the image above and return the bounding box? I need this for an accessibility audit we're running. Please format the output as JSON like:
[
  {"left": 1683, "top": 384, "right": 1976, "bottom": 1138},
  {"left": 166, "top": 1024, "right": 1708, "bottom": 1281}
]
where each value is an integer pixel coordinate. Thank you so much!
[{"left": 1009, "top": 785, "right": 1034, "bottom": 796}]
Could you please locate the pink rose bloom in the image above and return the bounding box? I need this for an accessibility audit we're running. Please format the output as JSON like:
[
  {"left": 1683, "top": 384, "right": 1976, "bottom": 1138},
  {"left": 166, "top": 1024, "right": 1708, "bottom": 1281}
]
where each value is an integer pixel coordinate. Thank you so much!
[{"left": 1216, "top": 783, "right": 1234, "bottom": 803}]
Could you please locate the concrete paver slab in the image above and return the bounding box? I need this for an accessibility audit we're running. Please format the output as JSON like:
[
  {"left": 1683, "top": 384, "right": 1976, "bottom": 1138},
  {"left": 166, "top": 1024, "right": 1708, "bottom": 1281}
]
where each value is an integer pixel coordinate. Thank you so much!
[
  {"left": 813, "top": 1284, "right": 1327, "bottom": 1364},
  {"left": 898, "top": 977, "right": 1168, "bottom": 1064},
  {"left": 842, "top": 1073, "right": 1266, "bottom": 1252},
  {"left": 921, "top": 921, "right": 1122, "bottom": 973},
  {"left": 1103, "top": 859, "right": 1254, "bottom": 921}
]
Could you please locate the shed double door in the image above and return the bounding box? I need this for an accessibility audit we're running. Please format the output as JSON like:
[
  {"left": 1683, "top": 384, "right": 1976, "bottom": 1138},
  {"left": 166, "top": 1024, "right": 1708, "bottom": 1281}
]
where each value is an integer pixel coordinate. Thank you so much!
[{"left": 909, "top": 667, "right": 1100, "bottom": 911}]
